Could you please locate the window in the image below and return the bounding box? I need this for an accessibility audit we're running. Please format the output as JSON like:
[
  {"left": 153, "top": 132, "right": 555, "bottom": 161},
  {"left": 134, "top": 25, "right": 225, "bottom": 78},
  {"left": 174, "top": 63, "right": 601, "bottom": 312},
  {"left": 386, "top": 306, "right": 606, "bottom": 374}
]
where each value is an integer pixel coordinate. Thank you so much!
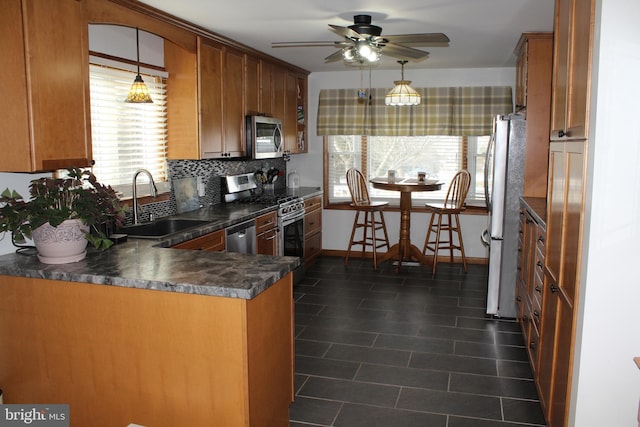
[
  {"left": 89, "top": 60, "right": 168, "bottom": 196},
  {"left": 326, "top": 134, "right": 490, "bottom": 207}
]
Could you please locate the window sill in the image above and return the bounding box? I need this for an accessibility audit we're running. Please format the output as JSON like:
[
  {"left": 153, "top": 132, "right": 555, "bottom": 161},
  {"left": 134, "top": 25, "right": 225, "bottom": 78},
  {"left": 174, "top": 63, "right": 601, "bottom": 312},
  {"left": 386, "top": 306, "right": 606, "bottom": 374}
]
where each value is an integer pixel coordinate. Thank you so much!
[{"left": 120, "top": 191, "right": 171, "bottom": 208}]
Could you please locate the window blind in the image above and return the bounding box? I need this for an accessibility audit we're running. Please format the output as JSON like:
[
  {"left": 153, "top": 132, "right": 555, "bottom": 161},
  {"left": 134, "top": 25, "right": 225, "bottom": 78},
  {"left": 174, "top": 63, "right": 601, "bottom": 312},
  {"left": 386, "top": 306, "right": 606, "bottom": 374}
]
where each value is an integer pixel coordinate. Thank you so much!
[{"left": 89, "top": 64, "right": 168, "bottom": 189}]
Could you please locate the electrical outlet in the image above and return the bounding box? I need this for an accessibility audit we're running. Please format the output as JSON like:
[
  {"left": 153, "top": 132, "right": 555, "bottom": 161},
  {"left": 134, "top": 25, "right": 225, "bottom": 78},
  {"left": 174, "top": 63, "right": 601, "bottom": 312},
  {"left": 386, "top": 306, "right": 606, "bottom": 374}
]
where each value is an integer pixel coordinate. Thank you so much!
[{"left": 197, "top": 176, "right": 205, "bottom": 196}]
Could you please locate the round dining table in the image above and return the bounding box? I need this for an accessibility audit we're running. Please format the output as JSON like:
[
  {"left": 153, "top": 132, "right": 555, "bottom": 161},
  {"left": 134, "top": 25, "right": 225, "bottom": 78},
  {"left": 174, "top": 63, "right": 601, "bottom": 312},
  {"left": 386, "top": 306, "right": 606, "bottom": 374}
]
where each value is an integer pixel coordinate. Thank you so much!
[{"left": 370, "top": 177, "right": 443, "bottom": 272}]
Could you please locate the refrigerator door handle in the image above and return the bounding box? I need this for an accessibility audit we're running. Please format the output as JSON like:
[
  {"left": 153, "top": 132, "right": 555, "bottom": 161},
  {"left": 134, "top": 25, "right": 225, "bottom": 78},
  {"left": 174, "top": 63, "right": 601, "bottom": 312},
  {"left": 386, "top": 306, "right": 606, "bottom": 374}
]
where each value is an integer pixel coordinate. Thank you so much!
[
  {"left": 484, "top": 132, "right": 495, "bottom": 213},
  {"left": 481, "top": 229, "right": 491, "bottom": 247}
]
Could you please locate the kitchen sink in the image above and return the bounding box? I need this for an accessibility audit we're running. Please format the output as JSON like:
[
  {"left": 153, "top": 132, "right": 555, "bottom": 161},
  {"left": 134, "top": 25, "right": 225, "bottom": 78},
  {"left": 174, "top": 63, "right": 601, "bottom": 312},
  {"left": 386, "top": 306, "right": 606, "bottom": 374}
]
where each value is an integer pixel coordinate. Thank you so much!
[{"left": 119, "top": 219, "right": 210, "bottom": 239}]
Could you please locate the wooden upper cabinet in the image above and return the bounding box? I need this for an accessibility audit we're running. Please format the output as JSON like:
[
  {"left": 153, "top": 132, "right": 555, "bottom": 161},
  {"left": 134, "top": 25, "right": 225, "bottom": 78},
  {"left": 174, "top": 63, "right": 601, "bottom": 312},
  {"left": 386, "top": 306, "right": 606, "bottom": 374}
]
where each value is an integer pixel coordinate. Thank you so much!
[
  {"left": 550, "top": 0, "right": 595, "bottom": 140},
  {"left": 197, "top": 40, "right": 245, "bottom": 159},
  {"left": 283, "top": 72, "right": 307, "bottom": 154},
  {"left": 260, "top": 60, "right": 275, "bottom": 116},
  {"left": 513, "top": 33, "right": 553, "bottom": 198},
  {"left": 245, "top": 54, "right": 261, "bottom": 116},
  {"left": 0, "top": 0, "right": 92, "bottom": 172},
  {"left": 222, "top": 48, "right": 245, "bottom": 157},
  {"left": 198, "top": 38, "right": 224, "bottom": 158}
]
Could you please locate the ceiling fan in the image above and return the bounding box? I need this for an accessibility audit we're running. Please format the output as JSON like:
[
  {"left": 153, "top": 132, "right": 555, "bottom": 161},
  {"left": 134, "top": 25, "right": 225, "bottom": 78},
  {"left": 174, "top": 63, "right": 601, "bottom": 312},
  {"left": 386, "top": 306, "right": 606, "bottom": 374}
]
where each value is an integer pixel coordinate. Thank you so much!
[{"left": 272, "top": 14, "right": 450, "bottom": 65}]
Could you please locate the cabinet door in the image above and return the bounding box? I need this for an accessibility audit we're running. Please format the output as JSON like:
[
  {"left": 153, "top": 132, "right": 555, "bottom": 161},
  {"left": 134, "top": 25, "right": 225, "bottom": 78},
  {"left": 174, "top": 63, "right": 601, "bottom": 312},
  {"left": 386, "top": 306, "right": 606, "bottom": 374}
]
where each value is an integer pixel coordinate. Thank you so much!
[
  {"left": 222, "top": 48, "right": 245, "bottom": 157},
  {"left": 172, "top": 229, "right": 226, "bottom": 252},
  {"left": 514, "top": 40, "right": 528, "bottom": 112},
  {"left": 283, "top": 73, "right": 299, "bottom": 154},
  {"left": 272, "top": 66, "right": 286, "bottom": 126},
  {"left": 244, "top": 54, "right": 260, "bottom": 116},
  {"left": 256, "top": 229, "right": 279, "bottom": 256},
  {"left": 198, "top": 39, "right": 224, "bottom": 158},
  {"left": 260, "top": 60, "right": 274, "bottom": 116},
  {"left": 1, "top": 0, "right": 91, "bottom": 172},
  {"left": 541, "top": 140, "right": 586, "bottom": 426},
  {"left": 550, "top": 0, "right": 594, "bottom": 140}
]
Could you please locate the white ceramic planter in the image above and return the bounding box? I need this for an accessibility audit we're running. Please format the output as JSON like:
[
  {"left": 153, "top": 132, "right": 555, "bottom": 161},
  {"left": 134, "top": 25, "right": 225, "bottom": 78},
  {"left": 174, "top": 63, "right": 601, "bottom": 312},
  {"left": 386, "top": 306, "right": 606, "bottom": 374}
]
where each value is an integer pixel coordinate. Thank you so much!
[{"left": 32, "top": 219, "right": 89, "bottom": 264}]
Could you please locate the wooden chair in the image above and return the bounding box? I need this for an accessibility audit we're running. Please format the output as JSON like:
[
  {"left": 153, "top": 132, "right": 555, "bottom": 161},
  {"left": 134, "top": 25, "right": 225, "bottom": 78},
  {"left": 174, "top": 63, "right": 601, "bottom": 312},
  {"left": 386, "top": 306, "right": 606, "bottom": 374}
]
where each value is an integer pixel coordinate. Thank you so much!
[
  {"left": 421, "top": 170, "right": 471, "bottom": 276},
  {"left": 344, "top": 168, "right": 390, "bottom": 269}
]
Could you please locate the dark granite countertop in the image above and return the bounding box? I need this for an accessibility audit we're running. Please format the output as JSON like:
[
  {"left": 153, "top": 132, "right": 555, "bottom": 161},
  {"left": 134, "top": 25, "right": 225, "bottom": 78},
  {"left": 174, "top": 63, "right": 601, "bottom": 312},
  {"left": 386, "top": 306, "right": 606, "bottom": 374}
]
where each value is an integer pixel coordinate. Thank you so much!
[
  {"left": 521, "top": 196, "right": 547, "bottom": 229},
  {"left": 0, "top": 187, "right": 323, "bottom": 300}
]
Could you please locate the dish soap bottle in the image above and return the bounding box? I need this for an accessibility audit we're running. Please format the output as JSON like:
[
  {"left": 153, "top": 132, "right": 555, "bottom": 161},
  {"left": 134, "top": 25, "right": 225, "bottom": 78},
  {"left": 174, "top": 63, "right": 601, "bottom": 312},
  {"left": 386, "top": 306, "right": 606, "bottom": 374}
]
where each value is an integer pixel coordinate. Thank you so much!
[{"left": 288, "top": 170, "right": 300, "bottom": 189}]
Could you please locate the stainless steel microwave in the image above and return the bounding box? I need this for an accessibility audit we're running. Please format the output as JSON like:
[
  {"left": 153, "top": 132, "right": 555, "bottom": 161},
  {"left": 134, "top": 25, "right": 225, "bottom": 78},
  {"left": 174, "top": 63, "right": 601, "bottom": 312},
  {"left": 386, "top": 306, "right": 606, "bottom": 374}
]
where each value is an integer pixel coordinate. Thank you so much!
[{"left": 246, "top": 116, "right": 283, "bottom": 159}]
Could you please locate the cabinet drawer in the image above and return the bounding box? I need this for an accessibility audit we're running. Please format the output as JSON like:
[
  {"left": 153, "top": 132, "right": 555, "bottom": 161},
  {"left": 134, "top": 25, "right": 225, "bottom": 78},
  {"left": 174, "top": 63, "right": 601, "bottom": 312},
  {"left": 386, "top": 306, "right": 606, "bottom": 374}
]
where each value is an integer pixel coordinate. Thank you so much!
[
  {"left": 536, "top": 226, "right": 546, "bottom": 254},
  {"left": 304, "top": 208, "right": 322, "bottom": 237},
  {"left": 304, "top": 230, "right": 322, "bottom": 266},
  {"left": 172, "top": 229, "right": 225, "bottom": 252},
  {"left": 255, "top": 211, "right": 277, "bottom": 234},
  {"left": 256, "top": 228, "right": 279, "bottom": 256},
  {"left": 304, "top": 196, "right": 322, "bottom": 212},
  {"left": 527, "top": 319, "right": 540, "bottom": 375}
]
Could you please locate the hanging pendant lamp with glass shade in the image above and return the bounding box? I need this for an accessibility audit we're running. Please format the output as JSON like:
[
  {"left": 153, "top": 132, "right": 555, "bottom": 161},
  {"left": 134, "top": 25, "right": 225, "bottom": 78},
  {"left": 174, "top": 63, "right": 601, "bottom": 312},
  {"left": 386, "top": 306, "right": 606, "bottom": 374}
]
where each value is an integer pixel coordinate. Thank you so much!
[
  {"left": 385, "top": 60, "right": 421, "bottom": 106},
  {"left": 124, "top": 28, "right": 153, "bottom": 103}
]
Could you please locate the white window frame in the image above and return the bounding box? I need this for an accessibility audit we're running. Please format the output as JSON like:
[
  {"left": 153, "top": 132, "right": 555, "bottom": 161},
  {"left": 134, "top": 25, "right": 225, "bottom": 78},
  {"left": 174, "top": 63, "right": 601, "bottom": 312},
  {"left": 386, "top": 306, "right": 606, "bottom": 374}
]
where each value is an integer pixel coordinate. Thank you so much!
[
  {"left": 325, "top": 134, "right": 490, "bottom": 208},
  {"left": 89, "top": 57, "right": 169, "bottom": 198}
]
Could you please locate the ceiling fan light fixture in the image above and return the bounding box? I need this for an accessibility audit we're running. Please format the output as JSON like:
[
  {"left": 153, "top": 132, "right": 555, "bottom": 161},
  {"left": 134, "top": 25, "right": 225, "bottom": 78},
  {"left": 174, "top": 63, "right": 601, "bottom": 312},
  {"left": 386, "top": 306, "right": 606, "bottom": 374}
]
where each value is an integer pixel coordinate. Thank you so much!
[
  {"left": 342, "top": 42, "right": 381, "bottom": 64},
  {"left": 125, "top": 28, "right": 153, "bottom": 104},
  {"left": 385, "top": 60, "right": 421, "bottom": 106}
]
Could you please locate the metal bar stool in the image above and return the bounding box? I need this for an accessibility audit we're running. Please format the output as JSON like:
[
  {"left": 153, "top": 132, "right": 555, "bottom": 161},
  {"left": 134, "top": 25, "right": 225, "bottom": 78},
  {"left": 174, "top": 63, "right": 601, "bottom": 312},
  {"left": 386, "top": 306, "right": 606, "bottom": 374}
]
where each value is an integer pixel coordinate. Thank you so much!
[
  {"left": 422, "top": 170, "right": 471, "bottom": 276},
  {"left": 344, "top": 168, "right": 390, "bottom": 269}
]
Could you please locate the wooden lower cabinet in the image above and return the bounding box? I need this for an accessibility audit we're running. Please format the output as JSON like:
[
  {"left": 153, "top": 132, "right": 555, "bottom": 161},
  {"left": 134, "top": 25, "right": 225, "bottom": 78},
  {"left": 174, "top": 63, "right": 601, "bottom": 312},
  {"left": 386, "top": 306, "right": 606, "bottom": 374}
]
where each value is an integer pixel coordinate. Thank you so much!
[
  {"left": 0, "top": 274, "right": 294, "bottom": 427},
  {"left": 517, "top": 200, "right": 546, "bottom": 375},
  {"left": 303, "top": 196, "right": 322, "bottom": 267},
  {"left": 171, "top": 229, "right": 225, "bottom": 251},
  {"left": 537, "top": 140, "right": 586, "bottom": 427},
  {"left": 256, "top": 211, "right": 279, "bottom": 256}
]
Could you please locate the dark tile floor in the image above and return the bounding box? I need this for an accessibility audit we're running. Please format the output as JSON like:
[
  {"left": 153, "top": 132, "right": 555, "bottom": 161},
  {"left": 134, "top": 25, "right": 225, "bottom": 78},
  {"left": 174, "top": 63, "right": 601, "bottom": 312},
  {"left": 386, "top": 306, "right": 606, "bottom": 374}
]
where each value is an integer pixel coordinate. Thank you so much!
[{"left": 290, "top": 256, "right": 546, "bottom": 427}]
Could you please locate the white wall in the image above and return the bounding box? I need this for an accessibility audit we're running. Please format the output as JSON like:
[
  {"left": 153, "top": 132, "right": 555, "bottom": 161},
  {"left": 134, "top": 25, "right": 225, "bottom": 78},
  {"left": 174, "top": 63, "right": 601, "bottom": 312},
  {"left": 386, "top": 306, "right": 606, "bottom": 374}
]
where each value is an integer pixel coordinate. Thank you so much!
[
  {"left": 0, "top": 173, "right": 49, "bottom": 255},
  {"left": 571, "top": 0, "right": 640, "bottom": 425},
  {"left": 288, "top": 67, "right": 516, "bottom": 258}
]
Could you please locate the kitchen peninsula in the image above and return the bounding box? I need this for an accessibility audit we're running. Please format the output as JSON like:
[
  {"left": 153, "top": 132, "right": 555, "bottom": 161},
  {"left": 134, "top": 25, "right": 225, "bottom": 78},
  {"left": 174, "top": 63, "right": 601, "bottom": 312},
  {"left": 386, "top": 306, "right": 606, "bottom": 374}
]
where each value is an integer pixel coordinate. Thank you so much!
[{"left": 0, "top": 190, "right": 323, "bottom": 427}]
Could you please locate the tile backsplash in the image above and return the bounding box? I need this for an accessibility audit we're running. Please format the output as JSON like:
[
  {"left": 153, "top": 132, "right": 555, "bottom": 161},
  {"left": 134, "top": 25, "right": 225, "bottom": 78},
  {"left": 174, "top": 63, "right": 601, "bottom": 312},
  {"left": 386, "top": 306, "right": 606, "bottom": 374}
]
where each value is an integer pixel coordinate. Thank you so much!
[{"left": 130, "top": 158, "right": 287, "bottom": 223}]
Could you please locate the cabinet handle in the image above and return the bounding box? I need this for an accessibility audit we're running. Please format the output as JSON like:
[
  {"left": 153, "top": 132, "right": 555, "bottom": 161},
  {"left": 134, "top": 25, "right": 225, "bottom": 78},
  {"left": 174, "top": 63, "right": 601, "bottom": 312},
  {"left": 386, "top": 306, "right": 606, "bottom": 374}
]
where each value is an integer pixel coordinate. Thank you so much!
[
  {"left": 530, "top": 341, "right": 537, "bottom": 350},
  {"left": 538, "top": 236, "right": 544, "bottom": 244},
  {"left": 535, "top": 285, "right": 542, "bottom": 293},
  {"left": 526, "top": 218, "right": 533, "bottom": 224},
  {"left": 558, "top": 130, "right": 566, "bottom": 138},
  {"left": 265, "top": 230, "right": 278, "bottom": 240},
  {"left": 537, "top": 261, "right": 543, "bottom": 268},
  {"left": 516, "top": 296, "right": 522, "bottom": 302},
  {"left": 550, "top": 283, "right": 559, "bottom": 293},
  {"left": 533, "top": 310, "right": 540, "bottom": 318}
]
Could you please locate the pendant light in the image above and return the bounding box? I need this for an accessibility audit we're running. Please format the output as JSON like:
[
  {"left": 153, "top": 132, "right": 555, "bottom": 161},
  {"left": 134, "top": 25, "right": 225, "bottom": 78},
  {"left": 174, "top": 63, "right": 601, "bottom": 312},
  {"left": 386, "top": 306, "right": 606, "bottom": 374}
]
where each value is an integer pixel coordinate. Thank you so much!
[
  {"left": 124, "top": 28, "right": 153, "bottom": 103},
  {"left": 385, "top": 60, "right": 421, "bottom": 106}
]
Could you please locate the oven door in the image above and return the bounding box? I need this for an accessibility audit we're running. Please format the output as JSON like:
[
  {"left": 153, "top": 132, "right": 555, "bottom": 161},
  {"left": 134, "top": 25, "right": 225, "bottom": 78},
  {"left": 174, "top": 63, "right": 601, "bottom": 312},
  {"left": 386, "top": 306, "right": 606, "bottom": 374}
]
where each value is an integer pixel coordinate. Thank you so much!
[{"left": 281, "top": 215, "right": 304, "bottom": 258}]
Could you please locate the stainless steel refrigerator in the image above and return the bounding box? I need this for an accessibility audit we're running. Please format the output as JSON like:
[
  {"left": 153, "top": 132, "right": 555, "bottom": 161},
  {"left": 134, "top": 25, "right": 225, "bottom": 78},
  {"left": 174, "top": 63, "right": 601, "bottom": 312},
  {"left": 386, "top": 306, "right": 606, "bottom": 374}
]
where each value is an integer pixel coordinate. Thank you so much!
[{"left": 481, "top": 114, "right": 526, "bottom": 318}]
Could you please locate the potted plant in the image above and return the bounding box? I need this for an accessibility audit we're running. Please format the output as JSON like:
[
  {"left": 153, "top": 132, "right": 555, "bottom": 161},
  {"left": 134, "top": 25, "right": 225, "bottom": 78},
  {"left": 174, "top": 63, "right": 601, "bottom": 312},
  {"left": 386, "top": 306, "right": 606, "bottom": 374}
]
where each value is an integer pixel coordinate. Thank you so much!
[{"left": 0, "top": 168, "right": 126, "bottom": 264}]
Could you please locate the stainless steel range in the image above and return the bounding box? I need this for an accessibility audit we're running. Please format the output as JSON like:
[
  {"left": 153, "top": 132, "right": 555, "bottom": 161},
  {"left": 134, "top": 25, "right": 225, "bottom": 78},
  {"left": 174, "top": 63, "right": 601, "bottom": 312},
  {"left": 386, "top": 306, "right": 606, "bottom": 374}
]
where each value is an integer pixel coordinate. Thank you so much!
[{"left": 224, "top": 173, "right": 305, "bottom": 257}]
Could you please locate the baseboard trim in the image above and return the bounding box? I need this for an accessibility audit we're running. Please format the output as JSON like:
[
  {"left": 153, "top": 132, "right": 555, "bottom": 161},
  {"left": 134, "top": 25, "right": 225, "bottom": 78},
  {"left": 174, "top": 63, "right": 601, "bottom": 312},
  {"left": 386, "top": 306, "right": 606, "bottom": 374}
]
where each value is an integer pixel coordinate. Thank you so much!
[{"left": 320, "top": 249, "right": 488, "bottom": 265}]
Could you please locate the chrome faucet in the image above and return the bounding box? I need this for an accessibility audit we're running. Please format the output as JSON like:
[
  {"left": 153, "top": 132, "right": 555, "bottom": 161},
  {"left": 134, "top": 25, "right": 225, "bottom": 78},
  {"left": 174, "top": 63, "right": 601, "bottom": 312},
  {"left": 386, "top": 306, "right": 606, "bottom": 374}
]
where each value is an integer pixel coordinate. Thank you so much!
[{"left": 132, "top": 169, "right": 158, "bottom": 224}]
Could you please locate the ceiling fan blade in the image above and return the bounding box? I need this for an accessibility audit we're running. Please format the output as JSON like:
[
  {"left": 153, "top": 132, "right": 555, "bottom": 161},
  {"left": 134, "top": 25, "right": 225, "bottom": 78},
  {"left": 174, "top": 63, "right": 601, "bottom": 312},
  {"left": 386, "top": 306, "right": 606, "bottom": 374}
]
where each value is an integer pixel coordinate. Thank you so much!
[
  {"left": 383, "top": 43, "right": 430, "bottom": 60},
  {"left": 324, "top": 50, "right": 345, "bottom": 63},
  {"left": 329, "top": 24, "right": 362, "bottom": 40},
  {"left": 383, "top": 33, "right": 450, "bottom": 46},
  {"left": 272, "top": 41, "right": 339, "bottom": 48}
]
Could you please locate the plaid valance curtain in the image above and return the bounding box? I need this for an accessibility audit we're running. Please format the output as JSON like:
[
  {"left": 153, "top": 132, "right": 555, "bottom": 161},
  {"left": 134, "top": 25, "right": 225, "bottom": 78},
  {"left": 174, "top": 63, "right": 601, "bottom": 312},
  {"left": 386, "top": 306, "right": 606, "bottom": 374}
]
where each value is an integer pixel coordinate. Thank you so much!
[{"left": 317, "top": 86, "right": 513, "bottom": 136}]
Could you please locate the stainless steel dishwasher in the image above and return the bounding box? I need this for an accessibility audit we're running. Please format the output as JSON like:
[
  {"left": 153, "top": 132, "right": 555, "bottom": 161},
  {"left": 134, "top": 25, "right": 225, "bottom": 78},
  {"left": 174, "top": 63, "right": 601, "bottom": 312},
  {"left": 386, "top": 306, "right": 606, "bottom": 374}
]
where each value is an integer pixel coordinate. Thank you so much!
[{"left": 225, "top": 219, "right": 256, "bottom": 254}]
